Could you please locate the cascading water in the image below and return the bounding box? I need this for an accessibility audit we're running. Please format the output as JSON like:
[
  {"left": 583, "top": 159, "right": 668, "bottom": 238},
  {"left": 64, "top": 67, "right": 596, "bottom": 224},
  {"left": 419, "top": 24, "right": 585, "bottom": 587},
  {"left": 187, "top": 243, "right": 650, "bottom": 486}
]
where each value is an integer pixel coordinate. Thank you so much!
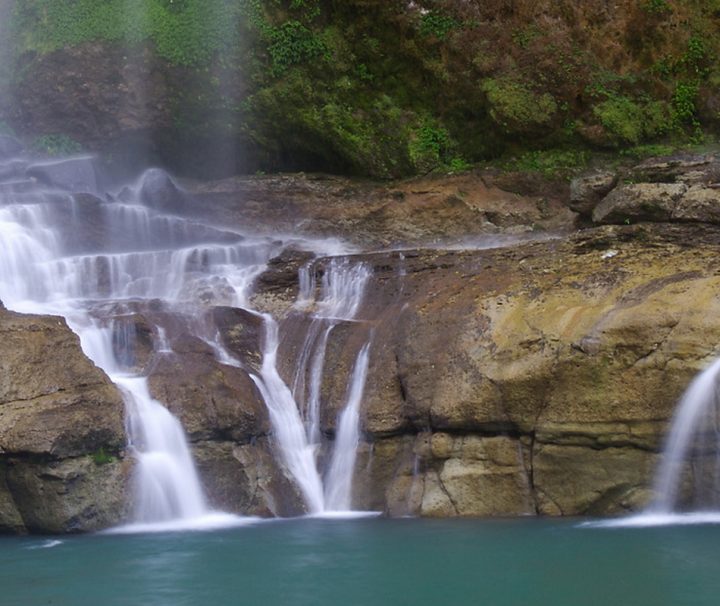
[
  {"left": 0, "top": 143, "right": 376, "bottom": 523},
  {"left": 0, "top": 156, "right": 287, "bottom": 529},
  {"left": 648, "top": 357, "right": 720, "bottom": 516},
  {"left": 324, "top": 341, "right": 371, "bottom": 511},
  {"left": 251, "top": 258, "right": 374, "bottom": 514},
  {"left": 592, "top": 357, "right": 720, "bottom": 528}
]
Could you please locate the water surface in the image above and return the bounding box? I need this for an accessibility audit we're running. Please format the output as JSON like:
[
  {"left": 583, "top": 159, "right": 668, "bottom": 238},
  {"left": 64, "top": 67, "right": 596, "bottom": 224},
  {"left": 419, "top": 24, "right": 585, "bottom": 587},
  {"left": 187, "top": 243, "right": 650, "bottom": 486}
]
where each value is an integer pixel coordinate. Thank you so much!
[{"left": 2, "top": 517, "right": 720, "bottom": 605}]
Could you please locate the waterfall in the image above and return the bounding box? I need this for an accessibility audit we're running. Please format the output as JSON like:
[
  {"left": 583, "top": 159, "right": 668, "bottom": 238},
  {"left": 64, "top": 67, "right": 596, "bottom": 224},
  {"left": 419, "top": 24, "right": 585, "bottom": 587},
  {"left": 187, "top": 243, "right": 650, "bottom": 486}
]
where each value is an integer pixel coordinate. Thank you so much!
[
  {"left": 649, "top": 357, "right": 720, "bottom": 514},
  {"left": 0, "top": 159, "right": 280, "bottom": 529},
  {"left": 587, "top": 357, "right": 720, "bottom": 528},
  {"left": 251, "top": 315, "right": 326, "bottom": 514},
  {"left": 251, "top": 258, "right": 374, "bottom": 514},
  {"left": 0, "top": 143, "right": 375, "bottom": 521},
  {"left": 324, "top": 342, "right": 371, "bottom": 511}
]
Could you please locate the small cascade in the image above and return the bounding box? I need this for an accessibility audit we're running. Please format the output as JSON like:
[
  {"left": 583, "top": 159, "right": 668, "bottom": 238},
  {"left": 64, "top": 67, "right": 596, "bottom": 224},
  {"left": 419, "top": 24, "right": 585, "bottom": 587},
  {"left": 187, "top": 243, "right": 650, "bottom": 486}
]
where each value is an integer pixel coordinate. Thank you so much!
[
  {"left": 252, "top": 315, "right": 326, "bottom": 514},
  {"left": 324, "top": 342, "right": 371, "bottom": 511},
  {"left": 0, "top": 145, "right": 377, "bottom": 522},
  {"left": 252, "top": 258, "right": 374, "bottom": 514},
  {"left": 79, "top": 319, "right": 209, "bottom": 523},
  {"left": 121, "top": 376, "right": 208, "bottom": 522},
  {"left": 649, "top": 357, "right": 720, "bottom": 514},
  {"left": 0, "top": 160, "right": 286, "bottom": 529}
]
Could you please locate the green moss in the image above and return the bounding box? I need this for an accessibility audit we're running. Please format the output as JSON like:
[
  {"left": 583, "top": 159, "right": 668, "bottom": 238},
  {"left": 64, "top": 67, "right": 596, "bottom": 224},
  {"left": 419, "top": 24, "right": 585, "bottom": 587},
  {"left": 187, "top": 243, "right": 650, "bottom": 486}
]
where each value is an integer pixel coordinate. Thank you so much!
[
  {"left": 593, "top": 96, "right": 671, "bottom": 145},
  {"left": 11, "top": 0, "right": 246, "bottom": 66},
  {"left": 501, "top": 148, "right": 589, "bottom": 178},
  {"left": 481, "top": 77, "right": 557, "bottom": 135},
  {"left": 31, "top": 134, "right": 83, "bottom": 156},
  {"left": 91, "top": 447, "right": 115, "bottom": 466}
]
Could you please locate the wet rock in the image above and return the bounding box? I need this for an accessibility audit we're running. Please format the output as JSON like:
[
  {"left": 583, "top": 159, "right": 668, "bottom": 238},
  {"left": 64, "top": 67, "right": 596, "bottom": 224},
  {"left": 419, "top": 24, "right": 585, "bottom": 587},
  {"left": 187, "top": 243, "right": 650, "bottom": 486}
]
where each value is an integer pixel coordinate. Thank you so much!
[
  {"left": 192, "top": 439, "right": 306, "bottom": 517},
  {"left": 630, "top": 154, "right": 720, "bottom": 185},
  {"left": 26, "top": 156, "right": 99, "bottom": 193},
  {"left": 108, "top": 313, "right": 155, "bottom": 374},
  {"left": 212, "top": 307, "right": 265, "bottom": 372},
  {"left": 5, "top": 456, "right": 130, "bottom": 533},
  {"left": 138, "top": 168, "right": 187, "bottom": 214},
  {"left": 592, "top": 183, "right": 687, "bottom": 224},
  {"left": 148, "top": 333, "right": 268, "bottom": 442},
  {"left": 569, "top": 170, "right": 618, "bottom": 217},
  {"left": 672, "top": 186, "right": 720, "bottom": 224},
  {"left": 0, "top": 308, "right": 129, "bottom": 533},
  {"left": 0, "top": 159, "right": 27, "bottom": 181},
  {"left": 179, "top": 276, "right": 237, "bottom": 307}
]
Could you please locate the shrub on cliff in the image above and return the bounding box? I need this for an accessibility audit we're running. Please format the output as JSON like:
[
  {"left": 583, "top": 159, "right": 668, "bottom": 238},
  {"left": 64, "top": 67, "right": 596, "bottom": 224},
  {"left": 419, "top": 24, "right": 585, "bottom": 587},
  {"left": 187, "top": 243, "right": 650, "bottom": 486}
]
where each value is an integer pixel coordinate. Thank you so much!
[{"left": 5, "top": 0, "right": 720, "bottom": 178}]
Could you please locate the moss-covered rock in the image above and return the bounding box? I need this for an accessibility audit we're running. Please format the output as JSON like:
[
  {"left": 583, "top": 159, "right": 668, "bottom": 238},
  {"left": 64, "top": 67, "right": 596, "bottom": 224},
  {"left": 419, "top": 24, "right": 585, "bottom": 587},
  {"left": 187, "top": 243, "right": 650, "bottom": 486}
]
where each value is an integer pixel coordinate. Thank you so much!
[{"left": 3, "top": 0, "right": 720, "bottom": 178}]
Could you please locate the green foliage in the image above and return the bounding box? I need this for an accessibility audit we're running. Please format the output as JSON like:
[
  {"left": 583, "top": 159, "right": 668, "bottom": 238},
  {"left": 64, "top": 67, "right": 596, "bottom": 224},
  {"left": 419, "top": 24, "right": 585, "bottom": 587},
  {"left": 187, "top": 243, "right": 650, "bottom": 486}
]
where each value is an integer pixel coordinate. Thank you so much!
[
  {"left": 643, "top": 0, "right": 671, "bottom": 15},
  {"left": 672, "top": 81, "right": 699, "bottom": 123},
  {"left": 267, "top": 20, "right": 326, "bottom": 75},
  {"left": 502, "top": 148, "right": 589, "bottom": 178},
  {"left": 620, "top": 143, "right": 676, "bottom": 158},
  {"left": 409, "top": 120, "right": 451, "bottom": 173},
  {"left": 682, "top": 35, "right": 708, "bottom": 74},
  {"left": 593, "top": 96, "right": 671, "bottom": 144},
  {"left": 482, "top": 78, "right": 557, "bottom": 134},
  {"left": 511, "top": 27, "right": 539, "bottom": 49},
  {"left": 447, "top": 157, "right": 472, "bottom": 173},
  {"left": 31, "top": 134, "right": 83, "bottom": 156},
  {"left": 91, "top": 447, "right": 115, "bottom": 466},
  {"left": 7, "top": 0, "right": 720, "bottom": 178},
  {"left": 11, "top": 0, "right": 245, "bottom": 66},
  {"left": 419, "top": 11, "right": 458, "bottom": 40}
]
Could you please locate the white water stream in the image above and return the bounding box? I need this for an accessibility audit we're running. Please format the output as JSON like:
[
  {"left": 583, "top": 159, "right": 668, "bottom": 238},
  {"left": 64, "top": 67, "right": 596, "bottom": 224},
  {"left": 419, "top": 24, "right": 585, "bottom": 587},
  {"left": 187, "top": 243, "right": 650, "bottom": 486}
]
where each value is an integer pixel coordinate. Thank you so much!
[
  {"left": 589, "top": 357, "right": 720, "bottom": 528},
  {"left": 252, "top": 259, "right": 373, "bottom": 514},
  {"left": 0, "top": 152, "right": 374, "bottom": 524},
  {"left": 649, "top": 357, "right": 720, "bottom": 515}
]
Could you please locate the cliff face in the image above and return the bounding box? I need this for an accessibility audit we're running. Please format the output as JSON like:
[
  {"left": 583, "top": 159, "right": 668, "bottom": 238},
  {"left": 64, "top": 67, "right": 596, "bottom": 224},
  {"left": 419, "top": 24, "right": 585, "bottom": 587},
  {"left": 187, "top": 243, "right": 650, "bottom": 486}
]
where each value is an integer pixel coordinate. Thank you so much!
[
  {"left": 2, "top": 151, "right": 719, "bottom": 528},
  {"left": 2, "top": 0, "right": 719, "bottom": 178},
  {"left": 0, "top": 310, "right": 129, "bottom": 533},
  {"left": 251, "top": 222, "right": 720, "bottom": 516}
]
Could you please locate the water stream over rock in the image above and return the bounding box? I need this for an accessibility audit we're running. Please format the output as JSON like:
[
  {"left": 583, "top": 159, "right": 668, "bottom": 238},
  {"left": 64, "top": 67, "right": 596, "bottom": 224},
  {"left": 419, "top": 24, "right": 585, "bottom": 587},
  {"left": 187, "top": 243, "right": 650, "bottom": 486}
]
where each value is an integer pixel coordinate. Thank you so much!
[{"left": 0, "top": 147, "right": 374, "bottom": 526}]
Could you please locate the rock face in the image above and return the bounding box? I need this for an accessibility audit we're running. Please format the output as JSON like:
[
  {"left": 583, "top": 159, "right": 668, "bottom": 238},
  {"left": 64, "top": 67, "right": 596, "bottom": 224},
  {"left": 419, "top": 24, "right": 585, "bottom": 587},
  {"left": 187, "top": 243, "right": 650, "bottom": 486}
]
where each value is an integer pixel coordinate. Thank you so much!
[
  {"left": 185, "top": 171, "right": 575, "bottom": 249},
  {"left": 0, "top": 309, "right": 130, "bottom": 533},
  {"left": 255, "top": 222, "right": 720, "bottom": 516},
  {"left": 145, "top": 311, "right": 306, "bottom": 517},
  {"left": 571, "top": 153, "right": 720, "bottom": 227},
  {"left": 4, "top": 161, "right": 720, "bottom": 526}
]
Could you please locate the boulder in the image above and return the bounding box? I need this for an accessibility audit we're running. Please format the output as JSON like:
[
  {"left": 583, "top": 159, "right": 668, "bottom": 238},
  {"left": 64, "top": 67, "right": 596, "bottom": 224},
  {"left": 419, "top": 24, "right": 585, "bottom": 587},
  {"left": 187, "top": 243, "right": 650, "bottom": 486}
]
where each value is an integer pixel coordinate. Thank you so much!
[
  {"left": 26, "top": 156, "right": 99, "bottom": 193},
  {"left": 147, "top": 333, "right": 269, "bottom": 442},
  {"left": 137, "top": 168, "right": 187, "bottom": 214},
  {"left": 212, "top": 306, "right": 266, "bottom": 372},
  {"left": 672, "top": 186, "right": 720, "bottom": 224},
  {"left": 630, "top": 154, "right": 720, "bottom": 185},
  {"left": 569, "top": 170, "right": 618, "bottom": 217},
  {"left": 0, "top": 309, "right": 129, "bottom": 533},
  {"left": 592, "top": 183, "right": 687, "bottom": 224}
]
